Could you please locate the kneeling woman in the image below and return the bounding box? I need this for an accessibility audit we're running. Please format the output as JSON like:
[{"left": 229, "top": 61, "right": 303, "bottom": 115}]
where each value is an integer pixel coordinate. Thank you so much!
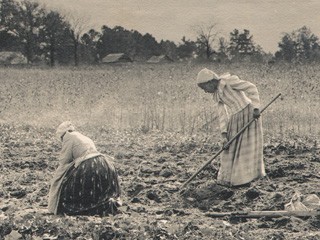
[{"left": 48, "top": 121, "right": 121, "bottom": 216}]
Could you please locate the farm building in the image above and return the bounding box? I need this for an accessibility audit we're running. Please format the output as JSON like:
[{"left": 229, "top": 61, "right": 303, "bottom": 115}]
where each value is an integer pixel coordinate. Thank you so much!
[
  {"left": 0, "top": 51, "right": 28, "bottom": 65},
  {"left": 101, "top": 53, "right": 133, "bottom": 63},
  {"left": 147, "top": 55, "right": 173, "bottom": 63}
]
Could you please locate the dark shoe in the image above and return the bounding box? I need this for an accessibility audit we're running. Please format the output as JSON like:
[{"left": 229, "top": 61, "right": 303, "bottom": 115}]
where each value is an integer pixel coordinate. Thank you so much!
[
  {"left": 216, "top": 180, "right": 231, "bottom": 187},
  {"left": 232, "top": 182, "right": 251, "bottom": 189}
]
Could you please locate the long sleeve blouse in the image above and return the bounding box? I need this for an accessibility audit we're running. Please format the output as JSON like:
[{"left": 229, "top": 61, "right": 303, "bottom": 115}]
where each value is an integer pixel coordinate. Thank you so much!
[
  {"left": 213, "top": 74, "right": 260, "bottom": 134},
  {"left": 59, "top": 131, "right": 101, "bottom": 166}
]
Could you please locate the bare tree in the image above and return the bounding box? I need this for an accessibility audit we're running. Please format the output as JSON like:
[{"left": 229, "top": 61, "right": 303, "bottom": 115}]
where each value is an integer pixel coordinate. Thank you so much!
[
  {"left": 192, "top": 20, "right": 220, "bottom": 60},
  {"left": 217, "top": 37, "right": 230, "bottom": 62},
  {"left": 62, "top": 10, "right": 90, "bottom": 66}
]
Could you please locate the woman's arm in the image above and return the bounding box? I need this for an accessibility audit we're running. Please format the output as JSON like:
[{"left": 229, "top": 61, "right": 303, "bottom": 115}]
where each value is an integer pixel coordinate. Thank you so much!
[
  {"left": 59, "top": 138, "right": 73, "bottom": 165},
  {"left": 217, "top": 101, "right": 229, "bottom": 135}
]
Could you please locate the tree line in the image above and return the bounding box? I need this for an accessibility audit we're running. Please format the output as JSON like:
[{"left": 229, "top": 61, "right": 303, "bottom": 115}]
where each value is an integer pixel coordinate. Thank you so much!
[{"left": 1, "top": 0, "right": 319, "bottom": 66}]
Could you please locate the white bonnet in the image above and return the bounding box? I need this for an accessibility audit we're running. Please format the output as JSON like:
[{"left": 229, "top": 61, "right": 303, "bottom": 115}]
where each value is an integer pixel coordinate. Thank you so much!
[
  {"left": 56, "top": 121, "right": 75, "bottom": 140},
  {"left": 196, "top": 68, "right": 220, "bottom": 84}
]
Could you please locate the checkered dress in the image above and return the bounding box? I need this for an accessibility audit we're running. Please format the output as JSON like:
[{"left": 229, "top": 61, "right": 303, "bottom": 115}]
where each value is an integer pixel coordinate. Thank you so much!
[
  {"left": 214, "top": 74, "right": 265, "bottom": 186},
  {"left": 217, "top": 104, "right": 265, "bottom": 185}
]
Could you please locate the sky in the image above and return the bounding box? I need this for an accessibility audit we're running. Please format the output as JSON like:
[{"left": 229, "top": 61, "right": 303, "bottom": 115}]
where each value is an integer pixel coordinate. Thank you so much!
[{"left": 34, "top": 0, "right": 320, "bottom": 53}]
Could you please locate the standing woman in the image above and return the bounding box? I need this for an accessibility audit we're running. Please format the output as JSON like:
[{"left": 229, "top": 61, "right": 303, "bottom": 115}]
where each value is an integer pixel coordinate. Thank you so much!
[
  {"left": 196, "top": 68, "right": 265, "bottom": 187},
  {"left": 48, "top": 121, "right": 121, "bottom": 216}
]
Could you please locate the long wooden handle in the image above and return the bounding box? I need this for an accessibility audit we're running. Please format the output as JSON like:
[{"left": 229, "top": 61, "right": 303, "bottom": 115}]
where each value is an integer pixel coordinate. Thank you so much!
[
  {"left": 179, "top": 93, "right": 282, "bottom": 191},
  {"left": 206, "top": 210, "right": 320, "bottom": 218}
]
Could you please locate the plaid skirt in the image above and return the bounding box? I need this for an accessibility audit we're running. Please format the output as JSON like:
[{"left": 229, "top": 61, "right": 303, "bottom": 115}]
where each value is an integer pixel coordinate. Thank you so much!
[
  {"left": 217, "top": 104, "right": 265, "bottom": 186},
  {"left": 57, "top": 155, "right": 121, "bottom": 216}
]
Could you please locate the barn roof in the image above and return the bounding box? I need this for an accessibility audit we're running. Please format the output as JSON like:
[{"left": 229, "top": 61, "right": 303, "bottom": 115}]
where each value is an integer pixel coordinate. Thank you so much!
[
  {"left": 102, "top": 53, "right": 132, "bottom": 63},
  {"left": 0, "top": 51, "right": 27, "bottom": 65},
  {"left": 147, "top": 55, "right": 173, "bottom": 63}
]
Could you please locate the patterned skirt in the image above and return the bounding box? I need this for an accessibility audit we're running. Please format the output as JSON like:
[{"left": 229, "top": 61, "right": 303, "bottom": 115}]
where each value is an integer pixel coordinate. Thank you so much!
[
  {"left": 57, "top": 155, "right": 121, "bottom": 216},
  {"left": 217, "top": 104, "right": 265, "bottom": 186}
]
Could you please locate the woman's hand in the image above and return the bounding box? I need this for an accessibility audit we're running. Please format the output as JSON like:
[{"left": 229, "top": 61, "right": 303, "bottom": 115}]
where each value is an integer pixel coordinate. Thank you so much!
[
  {"left": 253, "top": 108, "right": 260, "bottom": 119},
  {"left": 221, "top": 132, "right": 229, "bottom": 149}
]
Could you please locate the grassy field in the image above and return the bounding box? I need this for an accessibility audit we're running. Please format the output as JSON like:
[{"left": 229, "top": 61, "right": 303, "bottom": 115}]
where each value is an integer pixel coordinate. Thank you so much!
[{"left": 1, "top": 62, "right": 320, "bottom": 138}]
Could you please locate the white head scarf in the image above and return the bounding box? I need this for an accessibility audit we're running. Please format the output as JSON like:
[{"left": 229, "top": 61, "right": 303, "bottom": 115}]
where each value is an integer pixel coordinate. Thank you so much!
[
  {"left": 56, "top": 121, "right": 75, "bottom": 140},
  {"left": 196, "top": 68, "right": 220, "bottom": 84}
]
